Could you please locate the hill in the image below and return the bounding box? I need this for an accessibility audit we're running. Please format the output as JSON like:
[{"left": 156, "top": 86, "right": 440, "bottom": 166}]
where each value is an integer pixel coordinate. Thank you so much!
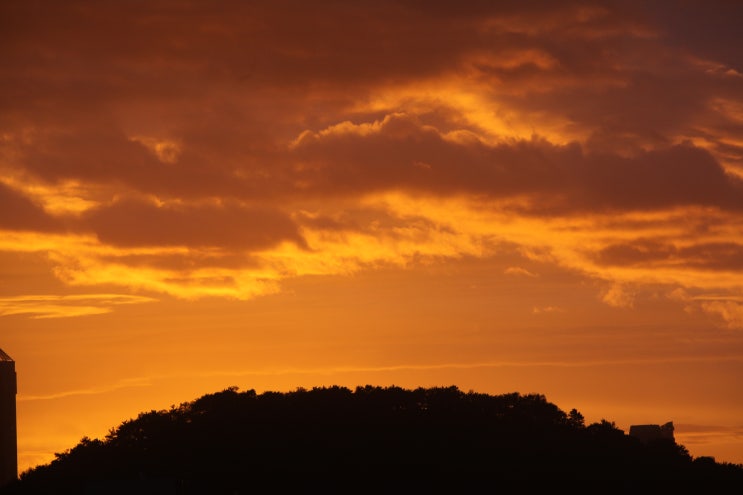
[{"left": 4, "top": 385, "right": 743, "bottom": 493}]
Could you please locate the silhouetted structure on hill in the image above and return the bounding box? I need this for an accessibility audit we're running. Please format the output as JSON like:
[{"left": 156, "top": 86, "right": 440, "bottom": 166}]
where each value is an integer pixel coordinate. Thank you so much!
[
  {"left": 629, "top": 421, "right": 675, "bottom": 444},
  {"left": 0, "top": 349, "right": 17, "bottom": 488}
]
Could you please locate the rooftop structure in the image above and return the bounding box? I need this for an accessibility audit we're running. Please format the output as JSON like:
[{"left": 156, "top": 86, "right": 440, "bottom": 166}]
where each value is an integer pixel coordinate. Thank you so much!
[
  {"left": 629, "top": 421, "right": 675, "bottom": 444},
  {"left": 0, "top": 349, "right": 17, "bottom": 487}
]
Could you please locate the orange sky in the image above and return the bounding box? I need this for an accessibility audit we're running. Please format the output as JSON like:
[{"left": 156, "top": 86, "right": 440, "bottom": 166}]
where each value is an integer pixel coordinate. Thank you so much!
[{"left": 1, "top": 0, "right": 743, "bottom": 473}]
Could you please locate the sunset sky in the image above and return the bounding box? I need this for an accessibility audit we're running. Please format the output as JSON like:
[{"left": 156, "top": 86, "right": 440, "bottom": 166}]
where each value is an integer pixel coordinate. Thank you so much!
[{"left": 2, "top": 0, "right": 743, "bottom": 472}]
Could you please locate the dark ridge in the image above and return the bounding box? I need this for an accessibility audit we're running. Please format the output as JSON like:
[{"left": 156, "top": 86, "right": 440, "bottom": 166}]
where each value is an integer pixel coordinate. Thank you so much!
[{"left": 4, "top": 385, "right": 743, "bottom": 493}]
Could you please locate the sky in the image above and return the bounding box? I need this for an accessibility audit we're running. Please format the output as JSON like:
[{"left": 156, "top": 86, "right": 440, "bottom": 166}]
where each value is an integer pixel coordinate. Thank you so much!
[{"left": 1, "top": 0, "right": 743, "bottom": 472}]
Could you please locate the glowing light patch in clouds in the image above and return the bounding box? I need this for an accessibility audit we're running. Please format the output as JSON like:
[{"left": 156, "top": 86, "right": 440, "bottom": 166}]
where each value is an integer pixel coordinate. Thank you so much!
[
  {"left": 0, "top": 176, "right": 101, "bottom": 216},
  {"left": 5, "top": 192, "right": 743, "bottom": 327},
  {"left": 128, "top": 136, "right": 182, "bottom": 164}
]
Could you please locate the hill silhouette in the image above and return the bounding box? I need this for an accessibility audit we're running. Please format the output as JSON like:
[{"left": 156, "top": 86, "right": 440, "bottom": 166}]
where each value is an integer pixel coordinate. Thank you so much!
[{"left": 4, "top": 385, "right": 743, "bottom": 493}]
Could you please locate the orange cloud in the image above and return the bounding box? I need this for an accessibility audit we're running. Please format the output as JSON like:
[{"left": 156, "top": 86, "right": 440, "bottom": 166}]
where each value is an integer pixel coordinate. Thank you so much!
[
  {"left": 82, "top": 197, "right": 306, "bottom": 250},
  {"left": 505, "top": 266, "right": 538, "bottom": 278},
  {"left": 0, "top": 294, "right": 155, "bottom": 319},
  {"left": 1, "top": 0, "right": 742, "bottom": 330}
]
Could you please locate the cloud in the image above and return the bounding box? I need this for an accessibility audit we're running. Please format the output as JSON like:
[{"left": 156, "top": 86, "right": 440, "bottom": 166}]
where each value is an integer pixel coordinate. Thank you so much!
[
  {"left": 81, "top": 197, "right": 306, "bottom": 250},
  {"left": 3, "top": 1, "right": 742, "bottom": 213},
  {"left": 299, "top": 115, "right": 743, "bottom": 211},
  {"left": 601, "top": 284, "right": 636, "bottom": 308},
  {"left": 0, "top": 294, "right": 156, "bottom": 319},
  {"left": 1, "top": 1, "right": 742, "bottom": 327},
  {"left": 636, "top": 1, "right": 743, "bottom": 73},
  {"left": 598, "top": 240, "right": 743, "bottom": 272},
  {"left": 532, "top": 306, "right": 565, "bottom": 314},
  {"left": 17, "top": 376, "right": 153, "bottom": 401},
  {"left": 675, "top": 423, "right": 743, "bottom": 448},
  {"left": 505, "top": 266, "right": 538, "bottom": 277},
  {"left": 0, "top": 182, "right": 61, "bottom": 232},
  {"left": 129, "top": 136, "right": 182, "bottom": 164},
  {"left": 698, "top": 300, "right": 743, "bottom": 330},
  {"left": 666, "top": 290, "right": 743, "bottom": 330}
]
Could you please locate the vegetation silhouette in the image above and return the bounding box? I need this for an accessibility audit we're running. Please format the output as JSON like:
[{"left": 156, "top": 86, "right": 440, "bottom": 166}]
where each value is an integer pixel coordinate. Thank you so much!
[{"left": 5, "top": 385, "right": 743, "bottom": 493}]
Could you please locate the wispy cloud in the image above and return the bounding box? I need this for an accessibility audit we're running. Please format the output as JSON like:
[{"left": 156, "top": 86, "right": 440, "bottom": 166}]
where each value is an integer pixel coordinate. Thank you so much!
[
  {"left": 668, "top": 289, "right": 743, "bottom": 330},
  {"left": 505, "top": 266, "right": 538, "bottom": 277},
  {"left": 155, "top": 355, "right": 743, "bottom": 382},
  {"left": 18, "top": 376, "right": 153, "bottom": 401},
  {"left": 675, "top": 424, "right": 743, "bottom": 447},
  {"left": 532, "top": 305, "right": 565, "bottom": 314},
  {"left": 0, "top": 294, "right": 156, "bottom": 319}
]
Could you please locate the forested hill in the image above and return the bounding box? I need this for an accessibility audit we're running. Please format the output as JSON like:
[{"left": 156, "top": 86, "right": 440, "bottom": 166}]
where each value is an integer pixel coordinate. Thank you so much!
[{"left": 6, "top": 386, "right": 743, "bottom": 493}]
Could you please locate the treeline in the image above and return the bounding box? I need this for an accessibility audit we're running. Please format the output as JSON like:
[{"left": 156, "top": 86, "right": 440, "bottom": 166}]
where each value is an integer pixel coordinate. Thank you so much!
[{"left": 5, "top": 385, "right": 743, "bottom": 493}]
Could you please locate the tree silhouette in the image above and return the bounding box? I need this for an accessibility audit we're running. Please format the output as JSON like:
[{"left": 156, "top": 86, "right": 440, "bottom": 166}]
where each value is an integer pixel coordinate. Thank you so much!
[{"left": 4, "top": 385, "right": 742, "bottom": 494}]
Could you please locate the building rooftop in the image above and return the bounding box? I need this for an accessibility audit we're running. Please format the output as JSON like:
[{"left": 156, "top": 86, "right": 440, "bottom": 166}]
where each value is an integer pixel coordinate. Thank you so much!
[{"left": 0, "top": 349, "right": 13, "bottom": 362}]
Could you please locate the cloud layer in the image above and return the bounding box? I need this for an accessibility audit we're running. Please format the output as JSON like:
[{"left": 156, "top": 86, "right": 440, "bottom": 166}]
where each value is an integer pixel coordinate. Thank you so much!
[{"left": 2, "top": 0, "right": 743, "bottom": 326}]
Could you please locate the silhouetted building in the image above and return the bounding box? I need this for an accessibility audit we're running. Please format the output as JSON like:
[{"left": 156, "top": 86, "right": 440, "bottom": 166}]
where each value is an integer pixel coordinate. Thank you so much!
[
  {"left": 629, "top": 421, "right": 675, "bottom": 444},
  {"left": 0, "top": 349, "right": 17, "bottom": 487}
]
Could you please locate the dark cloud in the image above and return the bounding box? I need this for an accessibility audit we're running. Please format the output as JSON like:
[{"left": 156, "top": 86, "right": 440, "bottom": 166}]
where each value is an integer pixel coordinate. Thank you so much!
[
  {"left": 82, "top": 198, "right": 306, "bottom": 249},
  {"left": 98, "top": 252, "right": 262, "bottom": 272},
  {"left": 595, "top": 239, "right": 674, "bottom": 266},
  {"left": 0, "top": 0, "right": 694, "bottom": 129},
  {"left": 20, "top": 129, "right": 158, "bottom": 183},
  {"left": 596, "top": 240, "right": 743, "bottom": 271},
  {"left": 0, "top": 183, "right": 60, "bottom": 232},
  {"left": 576, "top": 143, "right": 743, "bottom": 211},
  {"left": 14, "top": 111, "right": 742, "bottom": 216},
  {"left": 14, "top": 127, "right": 268, "bottom": 201},
  {"left": 290, "top": 114, "right": 743, "bottom": 212},
  {"left": 0, "top": 0, "right": 483, "bottom": 108},
  {"left": 630, "top": 0, "right": 743, "bottom": 72},
  {"left": 1, "top": 1, "right": 742, "bottom": 238},
  {"left": 293, "top": 205, "right": 455, "bottom": 242}
]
